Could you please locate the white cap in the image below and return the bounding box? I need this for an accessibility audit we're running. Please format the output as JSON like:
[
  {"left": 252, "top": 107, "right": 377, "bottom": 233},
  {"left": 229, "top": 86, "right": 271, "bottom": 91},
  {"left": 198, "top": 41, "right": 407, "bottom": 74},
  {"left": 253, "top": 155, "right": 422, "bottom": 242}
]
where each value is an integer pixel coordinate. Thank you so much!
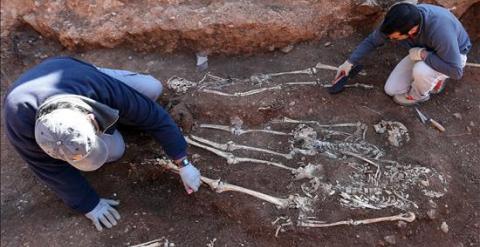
[{"left": 35, "top": 109, "right": 108, "bottom": 171}]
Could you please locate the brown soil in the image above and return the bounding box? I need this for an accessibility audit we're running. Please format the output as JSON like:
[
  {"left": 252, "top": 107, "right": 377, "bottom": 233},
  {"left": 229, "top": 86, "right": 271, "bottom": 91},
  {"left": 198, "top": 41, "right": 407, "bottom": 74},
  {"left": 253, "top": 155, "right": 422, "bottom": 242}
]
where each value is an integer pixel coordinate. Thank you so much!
[{"left": 1, "top": 24, "right": 479, "bottom": 247}]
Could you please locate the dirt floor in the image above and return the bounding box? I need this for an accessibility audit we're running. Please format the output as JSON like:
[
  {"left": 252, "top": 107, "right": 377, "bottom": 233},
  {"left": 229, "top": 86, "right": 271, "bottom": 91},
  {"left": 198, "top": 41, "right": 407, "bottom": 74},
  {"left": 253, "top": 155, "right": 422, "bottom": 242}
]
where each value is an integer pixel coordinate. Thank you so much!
[{"left": 1, "top": 25, "right": 479, "bottom": 247}]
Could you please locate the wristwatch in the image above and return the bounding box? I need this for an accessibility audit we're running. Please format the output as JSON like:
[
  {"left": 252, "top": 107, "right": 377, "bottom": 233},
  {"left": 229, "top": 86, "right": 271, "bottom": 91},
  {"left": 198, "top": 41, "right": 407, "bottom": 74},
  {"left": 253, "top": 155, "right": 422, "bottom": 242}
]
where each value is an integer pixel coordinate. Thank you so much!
[{"left": 179, "top": 158, "right": 191, "bottom": 168}]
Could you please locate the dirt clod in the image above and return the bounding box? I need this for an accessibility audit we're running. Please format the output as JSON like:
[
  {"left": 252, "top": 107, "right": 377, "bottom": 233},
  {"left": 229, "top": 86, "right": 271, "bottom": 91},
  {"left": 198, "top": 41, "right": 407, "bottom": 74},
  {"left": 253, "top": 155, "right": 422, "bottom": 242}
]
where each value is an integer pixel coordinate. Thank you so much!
[{"left": 384, "top": 235, "right": 396, "bottom": 245}]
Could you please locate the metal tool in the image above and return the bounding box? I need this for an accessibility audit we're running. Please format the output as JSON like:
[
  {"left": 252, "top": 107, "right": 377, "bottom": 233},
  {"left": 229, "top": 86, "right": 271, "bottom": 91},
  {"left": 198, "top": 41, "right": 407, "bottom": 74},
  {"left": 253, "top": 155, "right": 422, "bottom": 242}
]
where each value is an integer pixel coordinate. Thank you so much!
[{"left": 414, "top": 107, "right": 445, "bottom": 132}]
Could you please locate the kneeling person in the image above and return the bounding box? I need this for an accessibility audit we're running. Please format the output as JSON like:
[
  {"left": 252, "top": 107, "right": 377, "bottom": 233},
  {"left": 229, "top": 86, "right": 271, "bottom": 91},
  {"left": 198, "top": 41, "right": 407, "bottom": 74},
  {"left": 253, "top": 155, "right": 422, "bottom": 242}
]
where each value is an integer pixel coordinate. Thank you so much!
[
  {"left": 4, "top": 56, "right": 201, "bottom": 231},
  {"left": 335, "top": 2, "right": 471, "bottom": 105}
]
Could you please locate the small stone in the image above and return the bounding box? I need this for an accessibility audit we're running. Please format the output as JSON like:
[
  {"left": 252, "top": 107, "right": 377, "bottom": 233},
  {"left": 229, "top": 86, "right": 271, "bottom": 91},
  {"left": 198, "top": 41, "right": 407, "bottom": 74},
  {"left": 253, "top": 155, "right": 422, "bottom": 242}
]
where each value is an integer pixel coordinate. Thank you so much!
[
  {"left": 427, "top": 209, "right": 437, "bottom": 220},
  {"left": 420, "top": 180, "right": 429, "bottom": 187},
  {"left": 289, "top": 101, "right": 296, "bottom": 106},
  {"left": 441, "top": 221, "right": 449, "bottom": 233},
  {"left": 397, "top": 221, "right": 407, "bottom": 228},
  {"left": 268, "top": 45, "right": 275, "bottom": 51},
  {"left": 324, "top": 42, "right": 332, "bottom": 47},
  {"left": 128, "top": 56, "right": 132, "bottom": 60},
  {"left": 384, "top": 235, "right": 396, "bottom": 245},
  {"left": 281, "top": 44, "right": 294, "bottom": 53},
  {"left": 469, "top": 121, "right": 475, "bottom": 127},
  {"left": 453, "top": 113, "right": 462, "bottom": 119}
]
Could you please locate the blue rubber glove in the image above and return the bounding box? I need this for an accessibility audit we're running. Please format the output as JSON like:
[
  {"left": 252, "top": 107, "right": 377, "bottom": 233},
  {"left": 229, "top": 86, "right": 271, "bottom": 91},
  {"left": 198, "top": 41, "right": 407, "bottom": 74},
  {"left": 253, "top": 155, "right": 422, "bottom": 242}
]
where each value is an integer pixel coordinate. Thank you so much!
[
  {"left": 85, "top": 198, "right": 120, "bottom": 231},
  {"left": 179, "top": 164, "right": 201, "bottom": 194}
]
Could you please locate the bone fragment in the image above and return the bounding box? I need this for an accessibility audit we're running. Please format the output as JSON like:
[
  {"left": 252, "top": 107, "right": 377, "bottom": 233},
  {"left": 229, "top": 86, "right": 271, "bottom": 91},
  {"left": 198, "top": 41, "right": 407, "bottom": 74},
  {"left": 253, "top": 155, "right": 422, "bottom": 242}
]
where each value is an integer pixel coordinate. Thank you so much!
[
  {"left": 342, "top": 151, "right": 381, "bottom": 182},
  {"left": 167, "top": 76, "right": 198, "bottom": 94},
  {"left": 157, "top": 159, "right": 299, "bottom": 209},
  {"left": 466, "top": 62, "right": 480, "bottom": 68},
  {"left": 190, "top": 135, "right": 293, "bottom": 159},
  {"left": 256, "top": 62, "right": 339, "bottom": 80},
  {"left": 271, "top": 117, "right": 360, "bottom": 128},
  {"left": 293, "top": 163, "right": 324, "bottom": 180},
  {"left": 340, "top": 192, "right": 381, "bottom": 209},
  {"left": 284, "top": 81, "right": 373, "bottom": 89},
  {"left": 268, "top": 68, "right": 317, "bottom": 77},
  {"left": 200, "top": 124, "right": 291, "bottom": 136},
  {"left": 131, "top": 238, "right": 170, "bottom": 247},
  {"left": 315, "top": 62, "right": 340, "bottom": 71},
  {"left": 186, "top": 136, "right": 295, "bottom": 171},
  {"left": 200, "top": 86, "right": 281, "bottom": 97},
  {"left": 298, "top": 212, "right": 415, "bottom": 228}
]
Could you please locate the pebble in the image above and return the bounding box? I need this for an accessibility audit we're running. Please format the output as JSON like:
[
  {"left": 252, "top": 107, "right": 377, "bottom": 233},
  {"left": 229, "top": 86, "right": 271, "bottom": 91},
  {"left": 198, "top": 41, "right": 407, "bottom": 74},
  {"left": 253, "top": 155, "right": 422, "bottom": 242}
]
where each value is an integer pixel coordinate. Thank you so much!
[
  {"left": 324, "top": 42, "right": 332, "bottom": 47},
  {"left": 453, "top": 113, "right": 462, "bottom": 120},
  {"left": 289, "top": 101, "right": 296, "bottom": 106},
  {"left": 420, "top": 180, "right": 429, "bottom": 187},
  {"left": 469, "top": 121, "right": 475, "bottom": 127},
  {"left": 397, "top": 221, "right": 407, "bottom": 228},
  {"left": 441, "top": 221, "right": 449, "bottom": 233},
  {"left": 281, "top": 44, "right": 294, "bottom": 53},
  {"left": 384, "top": 235, "right": 396, "bottom": 245},
  {"left": 427, "top": 209, "right": 437, "bottom": 220}
]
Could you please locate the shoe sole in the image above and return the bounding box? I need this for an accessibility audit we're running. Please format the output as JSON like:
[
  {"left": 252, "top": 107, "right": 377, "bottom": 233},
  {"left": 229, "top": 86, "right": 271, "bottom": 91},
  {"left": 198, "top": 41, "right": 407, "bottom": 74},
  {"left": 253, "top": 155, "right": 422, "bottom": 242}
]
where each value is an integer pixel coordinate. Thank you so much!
[{"left": 393, "top": 95, "right": 430, "bottom": 106}]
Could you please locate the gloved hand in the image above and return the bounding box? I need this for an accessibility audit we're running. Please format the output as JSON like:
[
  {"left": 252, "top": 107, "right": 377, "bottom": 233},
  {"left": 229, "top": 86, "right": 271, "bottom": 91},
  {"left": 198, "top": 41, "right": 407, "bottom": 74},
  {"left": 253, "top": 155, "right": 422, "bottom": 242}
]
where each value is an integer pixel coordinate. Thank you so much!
[
  {"left": 179, "top": 163, "right": 201, "bottom": 194},
  {"left": 409, "top": 47, "right": 427, "bottom": 61},
  {"left": 335, "top": 60, "right": 354, "bottom": 81},
  {"left": 85, "top": 198, "right": 121, "bottom": 231}
]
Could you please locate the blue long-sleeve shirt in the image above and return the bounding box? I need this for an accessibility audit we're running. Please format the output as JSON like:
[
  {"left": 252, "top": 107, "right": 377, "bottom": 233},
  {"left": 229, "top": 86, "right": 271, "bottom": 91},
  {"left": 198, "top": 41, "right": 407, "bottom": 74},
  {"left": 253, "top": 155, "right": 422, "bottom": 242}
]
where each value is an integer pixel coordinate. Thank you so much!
[
  {"left": 349, "top": 4, "right": 471, "bottom": 80},
  {"left": 4, "top": 56, "right": 187, "bottom": 213}
]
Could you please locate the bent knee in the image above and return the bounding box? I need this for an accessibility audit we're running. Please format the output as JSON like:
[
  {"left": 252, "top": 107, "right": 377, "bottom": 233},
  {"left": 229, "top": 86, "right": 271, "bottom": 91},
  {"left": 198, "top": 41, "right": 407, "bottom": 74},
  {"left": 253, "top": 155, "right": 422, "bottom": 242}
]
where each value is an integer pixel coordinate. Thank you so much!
[
  {"left": 384, "top": 84, "right": 397, "bottom": 96},
  {"left": 144, "top": 76, "right": 163, "bottom": 101},
  {"left": 412, "top": 62, "right": 431, "bottom": 81}
]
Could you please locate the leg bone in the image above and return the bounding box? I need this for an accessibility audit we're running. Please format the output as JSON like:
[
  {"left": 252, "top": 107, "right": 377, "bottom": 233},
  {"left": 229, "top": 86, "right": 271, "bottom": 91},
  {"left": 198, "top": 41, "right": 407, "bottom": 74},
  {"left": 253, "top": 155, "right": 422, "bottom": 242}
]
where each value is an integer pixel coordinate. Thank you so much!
[
  {"left": 200, "top": 86, "right": 281, "bottom": 97},
  {"left": 200, "top": 124, "right": 291, "bottom": 136},
  {"left": 186, "top": 136, "right": 295, "bottom": 171},
  {"left": 271, "top": 117, "right": 360, "bottom": 128},
  {"left": 298, "top": 212, "right": 415, "bottom": 228},
  {"left": 157, "top": 159, "right": 299, "bottom": 209},
  {"left": 190, "top": 135, "right": 293, "bottom": 159}
]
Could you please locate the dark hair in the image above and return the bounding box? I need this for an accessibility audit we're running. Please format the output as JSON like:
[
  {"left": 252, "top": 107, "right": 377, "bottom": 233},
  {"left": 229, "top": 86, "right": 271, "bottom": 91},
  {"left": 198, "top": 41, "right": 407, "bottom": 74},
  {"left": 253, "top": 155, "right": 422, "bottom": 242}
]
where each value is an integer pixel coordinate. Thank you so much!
[
  {"left": 36, "top": 101, "right": 90, "bottom": 120},
  {"left": 380, "top": 3, "right": 421, "bottom": 35}
]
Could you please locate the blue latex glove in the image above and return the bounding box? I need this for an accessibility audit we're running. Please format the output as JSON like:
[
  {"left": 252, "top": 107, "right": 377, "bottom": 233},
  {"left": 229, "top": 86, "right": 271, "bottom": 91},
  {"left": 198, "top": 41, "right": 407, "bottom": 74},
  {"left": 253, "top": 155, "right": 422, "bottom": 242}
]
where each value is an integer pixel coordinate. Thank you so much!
[
  {"left": 179, "top": 164, "right": 201, "bottom": 194},
  {"left": 85, "top": 198, "right": 120, "bottom": 231}
]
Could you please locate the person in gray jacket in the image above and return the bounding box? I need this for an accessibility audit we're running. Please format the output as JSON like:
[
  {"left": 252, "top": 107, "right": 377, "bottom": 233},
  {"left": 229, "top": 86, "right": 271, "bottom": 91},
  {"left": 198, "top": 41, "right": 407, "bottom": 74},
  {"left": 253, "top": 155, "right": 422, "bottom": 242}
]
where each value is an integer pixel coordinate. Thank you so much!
[{"left": 335, "top": 2, "right": 471, "bottom": 106}]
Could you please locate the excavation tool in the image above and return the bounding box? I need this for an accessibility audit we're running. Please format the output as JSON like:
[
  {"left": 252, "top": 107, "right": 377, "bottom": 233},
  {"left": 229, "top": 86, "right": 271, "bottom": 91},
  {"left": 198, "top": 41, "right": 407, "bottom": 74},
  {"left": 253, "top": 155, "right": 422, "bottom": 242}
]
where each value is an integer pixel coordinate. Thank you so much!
[
  {"left": 414, "top": 107, "right": 445, "bottom": 132},
  {"left": 329, "top": 64, "right": 363, "bottom": 94}
]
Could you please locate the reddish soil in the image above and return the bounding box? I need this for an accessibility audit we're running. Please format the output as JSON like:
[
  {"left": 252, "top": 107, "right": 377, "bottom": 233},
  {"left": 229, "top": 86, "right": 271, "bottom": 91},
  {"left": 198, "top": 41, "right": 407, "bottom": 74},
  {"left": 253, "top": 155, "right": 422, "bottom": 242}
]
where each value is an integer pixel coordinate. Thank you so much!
[{"left": 1, "top": 25, "right": 479, "bottom": 247}]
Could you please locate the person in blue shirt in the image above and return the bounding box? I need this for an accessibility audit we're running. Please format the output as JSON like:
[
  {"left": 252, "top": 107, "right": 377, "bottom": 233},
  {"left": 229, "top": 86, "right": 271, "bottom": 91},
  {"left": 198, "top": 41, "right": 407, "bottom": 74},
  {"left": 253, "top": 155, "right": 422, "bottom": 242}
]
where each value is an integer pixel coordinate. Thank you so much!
[
  {"left": 335, "top": 2, "right": 471, "bottom": 105},
  {"left": 4, "top": 56, "right": 201, "bottom": 231}
]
